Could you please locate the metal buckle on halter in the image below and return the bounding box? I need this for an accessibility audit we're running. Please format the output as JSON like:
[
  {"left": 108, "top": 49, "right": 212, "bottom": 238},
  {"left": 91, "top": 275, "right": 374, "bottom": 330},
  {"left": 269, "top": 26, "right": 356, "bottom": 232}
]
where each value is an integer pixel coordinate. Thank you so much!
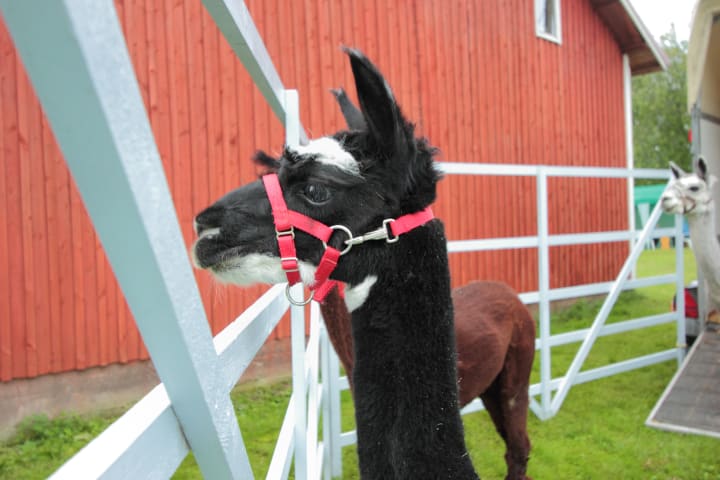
[
  {"left": 281, "top": 256, "right": 299, "bottom": 273},
  {"left": 382, "top": 218, "right": 399, "bottom": 243},
  {"left": 345, "top": 218, "right": 398, "bottom": 246},
  {"left": 275, "top": 227, "right": 295, "bottom": 239}
]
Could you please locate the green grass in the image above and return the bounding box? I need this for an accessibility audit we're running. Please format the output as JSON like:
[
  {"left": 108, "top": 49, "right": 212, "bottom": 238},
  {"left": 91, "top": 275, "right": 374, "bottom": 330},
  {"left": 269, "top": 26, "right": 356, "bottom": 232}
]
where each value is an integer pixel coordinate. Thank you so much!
[{"left": 2, "top": 248, "right": 718, "bottom": 479}]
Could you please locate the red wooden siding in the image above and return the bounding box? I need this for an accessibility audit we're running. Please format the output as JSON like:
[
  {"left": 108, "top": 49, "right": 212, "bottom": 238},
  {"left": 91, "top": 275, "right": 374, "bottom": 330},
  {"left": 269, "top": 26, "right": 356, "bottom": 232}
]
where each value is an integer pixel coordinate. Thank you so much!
[{"left": 0, "top": 0, "right": 629, "bottom": 382}]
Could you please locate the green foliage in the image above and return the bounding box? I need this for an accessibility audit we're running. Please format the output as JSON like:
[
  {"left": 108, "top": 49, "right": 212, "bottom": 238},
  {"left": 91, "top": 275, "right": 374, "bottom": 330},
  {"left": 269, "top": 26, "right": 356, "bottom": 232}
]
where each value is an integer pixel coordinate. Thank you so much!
[
  {"left": 0, "top": 414, "right": 113, "bottom": 479},
  {"left": 2, "top": 249, "right": 717, "bottom": 479},
  {"left": 632, "top": 28, "right": 692, "bottom": 180}
]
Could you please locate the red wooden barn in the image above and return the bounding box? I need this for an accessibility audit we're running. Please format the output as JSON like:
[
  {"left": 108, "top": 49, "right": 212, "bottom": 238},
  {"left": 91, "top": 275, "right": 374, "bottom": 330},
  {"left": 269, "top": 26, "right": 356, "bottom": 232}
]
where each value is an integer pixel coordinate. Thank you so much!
[{"left": 0, "top": 0, "right": 664, "bottom": 386}]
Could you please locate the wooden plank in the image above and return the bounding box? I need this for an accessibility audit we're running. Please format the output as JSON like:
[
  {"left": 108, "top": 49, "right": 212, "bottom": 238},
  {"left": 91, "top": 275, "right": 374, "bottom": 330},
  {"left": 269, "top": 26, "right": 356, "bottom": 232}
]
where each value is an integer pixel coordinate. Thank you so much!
[
  {"left": 317, "top": 0, "right": 333, "bottom": 132},
  {"left": 202, "top": 5, "right": 223, "bottom": 335},
  {"left": 186, "top": 0, "right": 210, "bottom": 345},
  {"left": 95, "top": 240, "right": 109, "bottom": 366},
  {"left": 17, "top": 62, "right": 37, "bottom": 378},
  {"left": 81, "top": 191, "right": 100, "bottom": 367},
  {"left": 44, "top": 111, "right": 77, "bottom": 373},
  {"left": 0, "top": 18, "right": 12, "bottom": 381},
  {"left": 215, "top": 13, "right": 240, "bottom": 331},
  {"left": 28, "top": 79, "right": 52, "bottom": 376},
  {"left": 187, "top": 0, "right": 209, "bottom": 245},
  {"left": 70, "top": 189, "right": 87, "bottom": 370},
  {"left": 40, "top": 116, "right": 65, "bottom": 373}
]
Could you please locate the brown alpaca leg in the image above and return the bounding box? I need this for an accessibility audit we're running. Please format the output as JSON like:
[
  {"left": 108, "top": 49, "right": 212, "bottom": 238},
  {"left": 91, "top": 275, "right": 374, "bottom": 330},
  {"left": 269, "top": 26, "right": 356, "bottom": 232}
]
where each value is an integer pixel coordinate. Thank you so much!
[
  {"left": 499, "top": 386, "right": 531, "bottom": 480},
  {"left": 479, "top": 384, "right": 508, "bottom": 442},
  {"left": 481, "top": 378, "right": 531, "bottom": 480},
  {"left": 495, "top": 341, "right": 534, "bottom": 480}
]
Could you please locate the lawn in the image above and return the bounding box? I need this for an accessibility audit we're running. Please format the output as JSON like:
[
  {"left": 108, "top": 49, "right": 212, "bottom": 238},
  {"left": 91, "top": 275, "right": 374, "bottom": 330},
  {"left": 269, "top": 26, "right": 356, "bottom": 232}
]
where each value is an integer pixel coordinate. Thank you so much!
[{"left": 2, "top": 248, "right": 718, "bottom": 479}]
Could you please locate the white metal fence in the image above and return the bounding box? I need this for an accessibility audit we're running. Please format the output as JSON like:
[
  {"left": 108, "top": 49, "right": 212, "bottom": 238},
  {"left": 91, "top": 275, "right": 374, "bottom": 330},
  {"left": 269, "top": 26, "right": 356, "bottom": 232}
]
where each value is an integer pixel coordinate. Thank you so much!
[{"left": 0, "top": 1, "right": 686, "bottom": 479}]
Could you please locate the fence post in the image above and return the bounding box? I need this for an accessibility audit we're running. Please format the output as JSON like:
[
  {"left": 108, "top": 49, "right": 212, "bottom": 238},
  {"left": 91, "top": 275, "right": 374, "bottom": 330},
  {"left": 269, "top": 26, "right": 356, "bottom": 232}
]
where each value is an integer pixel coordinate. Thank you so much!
[
  {"left": 320, "top": 308, "right": 343, "bottom": 479},
  {"left": 674, "top": 214, "right": 686, "bottom": 364},
  {"left": 284, "top": 89, "right": 309, "bottom": 480},
  {"left": 536, "top": 168, "right": 553, "bottom": 420}
]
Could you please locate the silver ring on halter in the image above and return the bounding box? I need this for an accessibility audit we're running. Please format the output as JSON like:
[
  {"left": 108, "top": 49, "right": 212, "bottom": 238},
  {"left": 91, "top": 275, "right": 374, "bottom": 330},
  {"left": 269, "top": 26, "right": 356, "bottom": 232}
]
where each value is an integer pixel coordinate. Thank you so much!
[
  {"left": 323, "top": 225, "right": 354, "bottom": 255},
  {"left": 285, "top": 283, "right": 314, "bottom": 306}
]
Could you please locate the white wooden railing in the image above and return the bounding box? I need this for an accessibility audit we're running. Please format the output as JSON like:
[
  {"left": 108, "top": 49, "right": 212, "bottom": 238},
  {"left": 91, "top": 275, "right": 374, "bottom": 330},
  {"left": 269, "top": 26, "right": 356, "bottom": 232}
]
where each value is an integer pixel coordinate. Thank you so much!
[{"left": 0, "top": 1, "right": 686, "bottom": 479}]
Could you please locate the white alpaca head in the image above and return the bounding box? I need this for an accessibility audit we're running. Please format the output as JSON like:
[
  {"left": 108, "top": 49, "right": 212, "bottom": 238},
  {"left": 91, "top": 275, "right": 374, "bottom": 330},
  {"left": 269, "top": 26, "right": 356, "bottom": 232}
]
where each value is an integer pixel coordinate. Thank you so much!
[{"left": 660, "top": 157, "right": 716, "bottom": 216}]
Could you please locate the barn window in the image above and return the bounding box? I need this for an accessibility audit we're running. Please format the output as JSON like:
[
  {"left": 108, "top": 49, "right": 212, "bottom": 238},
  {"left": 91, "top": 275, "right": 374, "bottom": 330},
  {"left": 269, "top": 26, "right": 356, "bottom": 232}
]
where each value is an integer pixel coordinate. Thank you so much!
[{"left": 535, "top": 0, "right": 561, "bottom": 44}]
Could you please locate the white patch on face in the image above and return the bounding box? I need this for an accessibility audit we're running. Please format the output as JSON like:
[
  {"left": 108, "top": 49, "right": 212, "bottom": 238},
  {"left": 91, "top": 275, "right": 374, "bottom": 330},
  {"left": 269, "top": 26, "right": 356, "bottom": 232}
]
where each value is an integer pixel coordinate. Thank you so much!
[
  {"left": 344, "top": 275, "right": 378, "bottom": 312},
  {"left": 210, "top": 253, "right": 318, "bottom": 287},
  {"left": 289, "top": 137, "right": 360, "bottom": 176}
]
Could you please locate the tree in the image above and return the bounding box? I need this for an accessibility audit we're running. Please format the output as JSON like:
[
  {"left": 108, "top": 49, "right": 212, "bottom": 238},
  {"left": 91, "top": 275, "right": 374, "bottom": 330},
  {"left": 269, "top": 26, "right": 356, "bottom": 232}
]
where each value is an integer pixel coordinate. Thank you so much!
[{"left": 632, "top": 28, "right": 692, "bottom": 177}]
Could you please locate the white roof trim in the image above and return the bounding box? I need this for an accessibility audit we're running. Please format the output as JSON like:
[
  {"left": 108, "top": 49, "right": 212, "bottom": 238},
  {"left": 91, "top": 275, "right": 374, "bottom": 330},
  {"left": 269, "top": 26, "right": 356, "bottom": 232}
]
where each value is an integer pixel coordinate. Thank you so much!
[{"left": 618, "top": 0, "right": 669, "bottom": 72}]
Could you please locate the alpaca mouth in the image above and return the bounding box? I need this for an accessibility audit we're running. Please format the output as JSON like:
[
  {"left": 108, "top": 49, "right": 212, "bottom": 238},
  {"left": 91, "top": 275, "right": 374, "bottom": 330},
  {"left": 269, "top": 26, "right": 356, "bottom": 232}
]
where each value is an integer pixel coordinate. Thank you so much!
[
  {"left": 192, "top": 230, "right": 241, "bottom": 270},
  {"left": 198, "top": 227, "right": 220, "bottom": 240},
  {"left": 660, "top": 198, "right": 682, "bottom": 215}
]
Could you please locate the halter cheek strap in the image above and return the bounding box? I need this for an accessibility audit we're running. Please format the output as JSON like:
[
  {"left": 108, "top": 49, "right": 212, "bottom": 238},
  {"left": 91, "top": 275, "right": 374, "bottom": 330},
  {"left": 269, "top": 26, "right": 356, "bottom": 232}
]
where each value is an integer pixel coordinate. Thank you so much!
[
  {"left": 262, "top": 173, "right": 434, "bottom": 305},
  {"left": 263, "top": 174, "right": 345, "bottom": 303}
]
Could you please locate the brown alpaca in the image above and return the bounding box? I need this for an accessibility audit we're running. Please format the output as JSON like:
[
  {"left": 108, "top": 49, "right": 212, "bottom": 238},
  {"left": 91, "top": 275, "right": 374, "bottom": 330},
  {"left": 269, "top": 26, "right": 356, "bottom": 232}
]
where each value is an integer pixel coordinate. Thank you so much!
[{"left": 321, "top": 280, "right": 536, "bottom": 480}]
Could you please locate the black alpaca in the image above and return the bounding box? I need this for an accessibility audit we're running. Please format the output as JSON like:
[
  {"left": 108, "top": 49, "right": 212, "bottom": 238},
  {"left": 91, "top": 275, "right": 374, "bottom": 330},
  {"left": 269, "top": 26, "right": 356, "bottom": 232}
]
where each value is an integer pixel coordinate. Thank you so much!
[{"left": 193, "top": 48, "right": 478, "bottom": 479}]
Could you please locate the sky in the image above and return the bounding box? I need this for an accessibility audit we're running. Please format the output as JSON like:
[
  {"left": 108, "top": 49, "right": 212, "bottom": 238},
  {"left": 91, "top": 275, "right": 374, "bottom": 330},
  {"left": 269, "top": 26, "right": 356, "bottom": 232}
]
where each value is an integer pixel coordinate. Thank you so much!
[{"left": 629, "top": 0, "right": 694, "bottom": 42}]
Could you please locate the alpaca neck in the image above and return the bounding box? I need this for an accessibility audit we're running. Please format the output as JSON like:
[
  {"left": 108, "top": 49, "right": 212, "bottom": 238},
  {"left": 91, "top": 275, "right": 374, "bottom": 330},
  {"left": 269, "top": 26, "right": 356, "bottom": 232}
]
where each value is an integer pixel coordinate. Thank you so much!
[
  {"left": 347, "top": 221, "right": 477, "bottom": 479},
  {"left": 350, "top": 223, "right": 454, "bottom": 345},
  {"left": 686, "top": 210, "right": 720, "bottom": 308}
]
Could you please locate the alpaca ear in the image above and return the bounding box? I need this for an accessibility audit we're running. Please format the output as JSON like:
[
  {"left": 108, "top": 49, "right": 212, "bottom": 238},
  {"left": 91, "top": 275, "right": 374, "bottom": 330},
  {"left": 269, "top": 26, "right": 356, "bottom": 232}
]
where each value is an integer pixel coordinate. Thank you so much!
[
  {"left": 252, "top": 150, "right": 281, "bottom": 174},
  {"left": 344, "top": 47, "right": 407, "bottom": 154},
  {"left": 695, "top": 156, "right": 708, "bottom": 181},
  {"left": 669, "top": 161, "right": 685, "bottom": 179},
  {"left": 330, "top": 87, "right": 367, "bottom": 130}
]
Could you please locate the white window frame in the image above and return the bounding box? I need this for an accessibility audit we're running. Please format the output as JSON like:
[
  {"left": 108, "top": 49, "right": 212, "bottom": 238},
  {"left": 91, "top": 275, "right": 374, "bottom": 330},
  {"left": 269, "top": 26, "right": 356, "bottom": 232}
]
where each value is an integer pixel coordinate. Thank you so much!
[{"left": 535, "top": 0, "right": 562, "bottom": 44}]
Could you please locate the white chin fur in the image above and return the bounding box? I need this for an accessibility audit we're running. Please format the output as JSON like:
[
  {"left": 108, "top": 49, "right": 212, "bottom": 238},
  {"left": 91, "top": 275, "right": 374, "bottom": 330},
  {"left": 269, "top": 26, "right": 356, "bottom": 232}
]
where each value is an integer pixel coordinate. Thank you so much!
[
  {"left": 344, "top": 275, "right": 377, "bottom": 312},
  {"left": 660, "top": 198, "right": 684, "bottom": 215},
  {"left": 211, "top": 253, "right": 318, "bottom": 287}
]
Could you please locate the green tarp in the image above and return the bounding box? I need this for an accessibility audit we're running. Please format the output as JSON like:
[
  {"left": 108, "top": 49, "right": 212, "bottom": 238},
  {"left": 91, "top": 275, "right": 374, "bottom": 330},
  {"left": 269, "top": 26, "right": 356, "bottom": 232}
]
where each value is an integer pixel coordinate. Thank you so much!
[
  {"left": 634, "top": 183, "right": 677, "bottom": 230},
  {"left": 634, "top": 184, "right": 667, "bottom": 206}
]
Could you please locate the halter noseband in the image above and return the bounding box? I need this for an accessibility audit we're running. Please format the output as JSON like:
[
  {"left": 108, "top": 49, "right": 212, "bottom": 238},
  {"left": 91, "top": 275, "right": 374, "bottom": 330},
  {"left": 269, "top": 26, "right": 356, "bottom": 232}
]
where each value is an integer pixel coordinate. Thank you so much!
[{"left": 262, "top": 173, "right": 434, "bottom": 305}]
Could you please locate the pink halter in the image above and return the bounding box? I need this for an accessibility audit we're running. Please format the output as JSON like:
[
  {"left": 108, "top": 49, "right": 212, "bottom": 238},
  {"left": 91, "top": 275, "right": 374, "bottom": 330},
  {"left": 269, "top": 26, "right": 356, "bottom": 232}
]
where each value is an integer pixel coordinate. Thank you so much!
[{"left": 262, "top": 173, "right": 434, "bottom": 305}]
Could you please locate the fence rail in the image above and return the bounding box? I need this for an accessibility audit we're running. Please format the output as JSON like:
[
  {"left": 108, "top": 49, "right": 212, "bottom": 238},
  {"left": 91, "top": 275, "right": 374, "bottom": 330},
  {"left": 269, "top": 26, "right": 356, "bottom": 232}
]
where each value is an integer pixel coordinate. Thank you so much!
[{"left": 0, "top": 1, "right": 686, "bottom": 479}]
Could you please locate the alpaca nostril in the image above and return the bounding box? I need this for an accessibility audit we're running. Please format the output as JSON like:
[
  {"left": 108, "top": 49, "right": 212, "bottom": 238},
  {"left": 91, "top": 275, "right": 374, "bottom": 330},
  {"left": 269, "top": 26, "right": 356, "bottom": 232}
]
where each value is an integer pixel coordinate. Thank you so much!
[
  {"left": 194, "top": 219, "right": 221, "bottom": 240},
  {"left": 194, "top": 216, "right": 222, "bottom": 238},
  {"left": 194, "top": 218, "right": 212, "bottom": 236},
  {"left": 194, "top": 206, "right": 225, "bottom": 237}
]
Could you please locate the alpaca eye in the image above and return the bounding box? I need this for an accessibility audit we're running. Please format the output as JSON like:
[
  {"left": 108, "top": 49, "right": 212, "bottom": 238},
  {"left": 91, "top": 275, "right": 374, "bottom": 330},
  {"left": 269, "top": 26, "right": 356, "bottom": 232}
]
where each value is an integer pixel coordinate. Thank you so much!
[
  {"left": 302, "top": 183, "right": 331, "bottom": 205},
  {"left": 689, "top": 185, "right": 700, "bottom": 192}
]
